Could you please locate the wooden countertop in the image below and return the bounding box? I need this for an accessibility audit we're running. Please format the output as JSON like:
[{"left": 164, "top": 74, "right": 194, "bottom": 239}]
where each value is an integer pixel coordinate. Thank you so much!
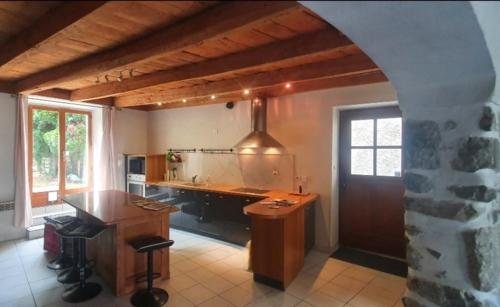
[
  {"left": 63, "top": 190, "right": 178, "bottom": 225},
  {"left": 148, "top": 181, "right": 318, "bottom": 220}
]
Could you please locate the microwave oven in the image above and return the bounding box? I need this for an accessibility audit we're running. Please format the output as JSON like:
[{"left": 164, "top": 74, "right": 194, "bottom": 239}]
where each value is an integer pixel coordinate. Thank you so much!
[{"left": 127, "top": 155, "right": 146, "bottom": 175}]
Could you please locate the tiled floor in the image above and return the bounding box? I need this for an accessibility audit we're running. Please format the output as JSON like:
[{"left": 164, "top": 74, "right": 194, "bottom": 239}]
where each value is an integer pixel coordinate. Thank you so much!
[{"left": 0, "top": 229, "right": 407, "bottom": 307}]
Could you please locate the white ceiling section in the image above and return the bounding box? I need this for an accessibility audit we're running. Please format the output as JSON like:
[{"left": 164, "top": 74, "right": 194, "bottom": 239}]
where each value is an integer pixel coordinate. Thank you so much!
[{"left": 300, "top": 1, "right": 495, "bottom": 110}]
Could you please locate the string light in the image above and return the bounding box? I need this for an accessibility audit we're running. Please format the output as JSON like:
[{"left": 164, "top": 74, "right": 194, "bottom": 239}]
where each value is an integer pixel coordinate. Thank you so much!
[
  {"left": 285, "top": 83, "right": 291, "bottom": 89},
  {"left": 243, "top": 89, "right": 250, "bottom": 95},
  {"left": 157, "top": 102, "right": 163, "bottom": 106},
  {"left": 210, "top": 95, "right": 216, "bottom": 100},
  {"left": 182, "top": 99, "right": 187, "bottom": 103}
]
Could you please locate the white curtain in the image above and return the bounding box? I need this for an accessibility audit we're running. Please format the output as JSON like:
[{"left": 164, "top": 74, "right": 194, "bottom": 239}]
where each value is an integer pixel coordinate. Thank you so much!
[
  {"left": 14, "top": 94, "right": 32, "bottom": 228},
  {"left": 99, "top": 107, "right": 118, "bottom": 190}
]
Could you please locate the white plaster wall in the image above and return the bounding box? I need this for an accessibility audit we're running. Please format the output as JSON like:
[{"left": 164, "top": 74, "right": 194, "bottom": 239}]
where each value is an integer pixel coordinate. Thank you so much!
[
  {"left": 472, "top": 2, "right": 500, "bottom": 102},
  {"left": 147, "top": 82, "right": 397, "bottom": 251},
  {"left": 0, "top": 93, "right": 24, "bottom": 241},
  {"left": 114, "top": 109, "right": 148, "bottom": 191}
]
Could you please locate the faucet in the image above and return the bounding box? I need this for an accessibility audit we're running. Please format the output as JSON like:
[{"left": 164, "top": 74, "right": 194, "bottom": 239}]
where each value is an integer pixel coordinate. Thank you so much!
[{"left": 192, "top": 175, "right": 198, "bottom": 184}]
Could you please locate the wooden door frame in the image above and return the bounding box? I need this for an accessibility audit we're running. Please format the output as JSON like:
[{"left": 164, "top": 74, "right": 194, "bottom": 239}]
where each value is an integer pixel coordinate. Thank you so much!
[{"left": 28, "top": 105, "right": 93, "bottom": 207}]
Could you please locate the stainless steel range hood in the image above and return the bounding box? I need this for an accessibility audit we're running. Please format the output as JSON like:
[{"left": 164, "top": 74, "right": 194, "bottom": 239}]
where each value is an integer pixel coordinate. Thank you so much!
[{"left": 235, "top": 97, "right": 284, "bottom": 149}]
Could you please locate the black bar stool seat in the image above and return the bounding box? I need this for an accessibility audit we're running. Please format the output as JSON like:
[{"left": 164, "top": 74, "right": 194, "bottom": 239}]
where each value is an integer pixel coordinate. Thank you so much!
[
  {"left": 45, "top": 215, "right": 78, "bottom": 270},
  {"left": 128, "top": 236, "right": 174, "bottom": 307},
  {"left": 57, "top": 220, "right": 106, "bottom": 303}
]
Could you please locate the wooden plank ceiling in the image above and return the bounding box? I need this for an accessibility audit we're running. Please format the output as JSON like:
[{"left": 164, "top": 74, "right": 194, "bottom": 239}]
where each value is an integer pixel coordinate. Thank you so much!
[{"left": 0, "top": 1, "right": 387, "bottom": 110}]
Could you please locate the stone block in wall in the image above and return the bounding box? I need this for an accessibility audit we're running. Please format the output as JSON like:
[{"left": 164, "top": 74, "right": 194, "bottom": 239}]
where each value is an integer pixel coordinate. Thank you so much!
[
  {"left": 463, "top": 226, "right": 500, "bottom": 292},
  {"left": 448, "top": 185, "right": 496, "bottom": 203},
  {"left": 404, "top": 173, "right": 433, "bottom": 193},
  {"left": 405, "top": 224, "right": 423, "bottom": 236},
  {"left": 407, "top": 277, "right": 484, "bottom": 307},
  {"left": 404, "top": 197, "right": 479, "bottom": 222},
  {"left": 451, "top": 137, "right": 496, "bottom": 172},
  {"left": 479, "top": 106, "right": 496, "bottom": 131},
  {"left": 407, "top": 244, "right": 423, "bottom": 270},
  {"left": 404, "top": 120, "right": 441, "bottom": 169}
]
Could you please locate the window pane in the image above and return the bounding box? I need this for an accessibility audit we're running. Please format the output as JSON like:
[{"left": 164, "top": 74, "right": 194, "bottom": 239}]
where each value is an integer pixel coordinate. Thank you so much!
[
  {"left": 351, "top": 149, "right": 373, "bottom": 175},
  {"left": 65, "top": 113, "right": 89, "bottom": 189},
  {"left": 376, "top": 149, "right": 402, "bottom": 177},
  {"left": 351, "top": 119, "right": 374, "bottom": 146},
  {"left": 32, "top": 110, "right": 59, "bottom": 192},
  {"left": 377, "top": 117, "right": 402, "bottom": 146}
]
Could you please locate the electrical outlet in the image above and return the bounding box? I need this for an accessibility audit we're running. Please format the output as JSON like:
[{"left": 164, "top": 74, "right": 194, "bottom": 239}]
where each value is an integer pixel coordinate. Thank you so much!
[{"left": 48, "top": 191, "right": 58, "bottom": 202}]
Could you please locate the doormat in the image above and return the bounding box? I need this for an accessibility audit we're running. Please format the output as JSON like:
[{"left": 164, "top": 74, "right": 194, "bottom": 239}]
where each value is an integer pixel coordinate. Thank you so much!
[{"left": 331, "top": 247, "right": 407, "bottom": 277}]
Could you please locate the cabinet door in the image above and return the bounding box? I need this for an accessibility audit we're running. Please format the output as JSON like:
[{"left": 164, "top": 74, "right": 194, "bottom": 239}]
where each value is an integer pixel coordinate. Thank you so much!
[
  {"left": 198, "top": 192, "right": 221, "bottom": 236},
  {"left": 180, "top": 190, "right": 199, "bottom": 230}
]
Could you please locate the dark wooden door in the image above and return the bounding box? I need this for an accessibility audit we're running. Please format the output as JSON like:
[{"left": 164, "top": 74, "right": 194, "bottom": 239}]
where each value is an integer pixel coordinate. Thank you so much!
[{"left": 339, "top": 106, "right": 405, "bottom": 258}]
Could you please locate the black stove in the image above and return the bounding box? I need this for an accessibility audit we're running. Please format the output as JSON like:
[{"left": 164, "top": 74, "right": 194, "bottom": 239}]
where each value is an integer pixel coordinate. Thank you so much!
[{"left": 231, "top": 187, "right": 270, "bottom": 194}]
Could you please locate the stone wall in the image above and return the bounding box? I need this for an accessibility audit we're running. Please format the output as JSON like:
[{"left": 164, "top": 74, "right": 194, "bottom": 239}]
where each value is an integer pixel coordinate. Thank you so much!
[{"left": 402, "top": 102, "right": 500, "bottom": 306}]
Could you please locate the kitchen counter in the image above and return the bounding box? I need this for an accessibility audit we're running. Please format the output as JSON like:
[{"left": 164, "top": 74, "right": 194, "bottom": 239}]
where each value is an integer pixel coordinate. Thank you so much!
[
  {"left": 63, "top": 190, "right": 177, "bottom": 295},
  {"left": 147, "top": 181, "right": 318, "bottom": 219},
  {"left": 147, "top": 181, "right": 318, "bottom": 290}
]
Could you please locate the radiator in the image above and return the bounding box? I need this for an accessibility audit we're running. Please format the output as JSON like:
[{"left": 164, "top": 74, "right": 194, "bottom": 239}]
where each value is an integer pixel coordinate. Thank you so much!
[{"left": 0, "top": 200, "right": 14, "bottom": 211}]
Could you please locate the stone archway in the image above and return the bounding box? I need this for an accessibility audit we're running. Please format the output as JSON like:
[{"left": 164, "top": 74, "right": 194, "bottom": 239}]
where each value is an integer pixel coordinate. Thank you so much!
[{"left": 301, "top": 1, "right": 499, "bottom": 306}]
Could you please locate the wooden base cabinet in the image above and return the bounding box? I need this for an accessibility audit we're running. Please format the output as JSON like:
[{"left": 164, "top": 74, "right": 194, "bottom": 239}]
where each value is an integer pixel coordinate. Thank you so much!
[{"left": 250, "top": 208, "right": 305, "bottom": 290}]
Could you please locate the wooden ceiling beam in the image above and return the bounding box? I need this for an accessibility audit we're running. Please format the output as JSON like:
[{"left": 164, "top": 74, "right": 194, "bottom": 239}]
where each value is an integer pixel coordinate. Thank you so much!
[
  {"left": 15, "top": 1, "right": 301, "bottom": 94},
  {"left": 143, "top": 71, "right": 388, "bottom": 111},
  {"left": 115, "top": 53, "right": 380, "bottom": 107},
  {"left": 70, "top": 29, "right": 354, "bottom": 101},
  {"left": 0, "top": 1, "right": 105, "bottom": 67},
  {"left": 34, "top": 89, "right": 114, "bottom": 106}
]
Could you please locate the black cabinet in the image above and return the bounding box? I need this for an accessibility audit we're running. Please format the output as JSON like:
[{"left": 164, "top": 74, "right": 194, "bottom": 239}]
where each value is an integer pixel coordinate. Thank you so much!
[{"left": 147, "top": 185, "right": 263, "bottom": 246}]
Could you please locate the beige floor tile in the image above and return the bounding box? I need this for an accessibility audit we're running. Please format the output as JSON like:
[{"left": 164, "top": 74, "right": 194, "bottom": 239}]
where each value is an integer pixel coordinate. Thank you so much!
[
  {"left": 191, "top": 254, "right": 218, "bottom": 266},
  {"left": 318, "top": 281, "right": 360, "bottom": 302},
  {"left": 304, "top": 290, "right": 345, "bottom": 307},
  {"left": 198, "top": 295, "right": 235, "bottom": 307},
  {"left": 238, "top": 280, "right": 276, "bottom": 299},
  {"left": 201, "top": 275, "right": 235, "bottom": 294},
  {"left": 330, "top": 274, "right": 367, "bottom": 292},
  {"left": 205, "top": 260, "right": 233, "bottom": 275},
  {"left": 163, "top": 274, "right": 198, "bottom": 292},
  {"left": 249, "top": 291, "right": 302, "bottom": 307},
  {"left": 165, "top": 293, "right": 195, "bottom": 307},
  {"left": 220, "top": 268, "right": 252, "bottom": 285},
  {"left": 340, "top": 266, "right": 378, "bottom": 283},
  {"left": 170, "top": 252, "right": 188, "bottom": 264},
  {"left": 172, "top": 259, "right": 201, "bottom": 273},
  {"left": 356, "top": 283, "right": 401, "bottom": 306},
  {"left": 285, "top": 272, "right": 328, "bottom": 299},
  {"left": 180, "top": 284, "right": 217, "bottom": 305},
  {"left": 220, "top": 286, "right": 256, "bottom": 307},
  {"left": 204, "top": 248, "right": 233, "bottom": 262},
  {"left": 2, "top": 295, "right": 36, "bottom": 307},
  {"left": 295, "top": 302, "right": 315, "bottom": 307},
  {"left": 186, "top": 266, "right": 216, "bottom": 283}
]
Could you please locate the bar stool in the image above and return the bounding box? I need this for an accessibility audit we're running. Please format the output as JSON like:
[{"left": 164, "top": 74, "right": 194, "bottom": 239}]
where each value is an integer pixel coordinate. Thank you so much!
[
  {"left": 128, "top": 236, "right": 174, "bottom": 307},
  {"left": 57, "top": 237, "right": 92, "bottom": 284},
  {"left": 45, "top": 216, "right": 78, "bottom": 270},
  {"left": 56, "top": 219, "right": 106, "bottom": 303}
]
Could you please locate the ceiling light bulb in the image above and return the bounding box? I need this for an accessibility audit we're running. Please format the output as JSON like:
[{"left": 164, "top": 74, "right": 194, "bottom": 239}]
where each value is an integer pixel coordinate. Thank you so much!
[
  {"left": 211, "top": 95, "right": 216, "bottom": 100},
  {"left": 243, "top": 89, "right": 250, "bottom": 95},
  {"left": 285, "top": 83, "right": 291, "bottom": 89}
]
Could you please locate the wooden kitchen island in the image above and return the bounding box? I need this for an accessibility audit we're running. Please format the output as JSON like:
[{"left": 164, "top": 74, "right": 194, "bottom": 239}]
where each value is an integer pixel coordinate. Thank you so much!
[
  {"left": 63, "top": 190, "right": 178, "bottom": 296},
  {"left": 244, "top": 192, "right": 318, "bottom": 290}
]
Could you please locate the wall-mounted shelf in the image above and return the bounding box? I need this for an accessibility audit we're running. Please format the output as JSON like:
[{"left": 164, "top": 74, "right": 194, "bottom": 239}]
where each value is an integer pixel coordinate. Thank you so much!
[{"left": 168, "top": 148, "right": 197, "bottom": 153}]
